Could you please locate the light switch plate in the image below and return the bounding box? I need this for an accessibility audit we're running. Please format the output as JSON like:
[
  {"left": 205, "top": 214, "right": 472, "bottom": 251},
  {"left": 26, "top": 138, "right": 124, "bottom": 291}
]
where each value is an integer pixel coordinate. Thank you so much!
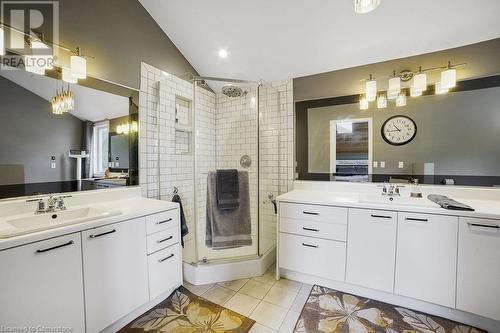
[
  {"left": 380, "top": 161, "right": 385, "bottom": 168},
  {"left": 398, "top": 161, "right": 404, "bottom": 168},
  {"left": 373, "top": 161, "right": 378, "bottom": 168},
  {"left": 51, "top": 162, "right": 56, "bottom": 169}
]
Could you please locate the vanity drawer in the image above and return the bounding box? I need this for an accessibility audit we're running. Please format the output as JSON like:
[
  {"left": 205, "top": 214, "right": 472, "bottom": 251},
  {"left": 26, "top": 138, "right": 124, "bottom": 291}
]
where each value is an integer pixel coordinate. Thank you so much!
[
  {"left": 146, "top": 209, "right": 179, "bottom": 235},
  {"left": 148, "top": 244, "right": 181, "bottom": 300},
  {"left": 280, "top": 202, "right": 347, "bottom": 224},
  {"left": 280, "top": 217, "right": 347, "bottom": 241},
  {"left": 279, "top": 233, "right": 346, "bottom": 281},
  {"left": 147, "top": 226, "right": 179, "bottom": 255}
]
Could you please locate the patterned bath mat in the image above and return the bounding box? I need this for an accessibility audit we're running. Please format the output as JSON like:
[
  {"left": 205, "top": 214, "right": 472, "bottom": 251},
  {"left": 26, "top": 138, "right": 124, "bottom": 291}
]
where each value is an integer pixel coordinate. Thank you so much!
[
  {"left": 118, "top": 286, "right": 255, "bottom": 332},
  {"left": 294, "top": 285, "right": 486, "bottom": 333}
]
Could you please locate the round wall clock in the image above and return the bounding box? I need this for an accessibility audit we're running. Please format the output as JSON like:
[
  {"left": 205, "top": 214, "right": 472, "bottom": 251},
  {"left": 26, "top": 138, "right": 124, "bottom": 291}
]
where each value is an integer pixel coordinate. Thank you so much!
[{"left": 381, "top": 115, "right": 417, "bottom": 146}]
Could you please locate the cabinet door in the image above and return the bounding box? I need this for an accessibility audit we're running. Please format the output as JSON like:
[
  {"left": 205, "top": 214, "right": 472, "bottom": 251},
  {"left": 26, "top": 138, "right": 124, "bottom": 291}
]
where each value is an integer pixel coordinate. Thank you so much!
[
  {"left": 395, "top": 213, "right": 458, "bottom": 307},
  {"left": 0, "top": 233, "right": 85, "bottom": 331},
  {"left": 82, "top": 218, "right": 149, "bottom": 333},
  {"left": 457, "top": 218, "right": 500, "bottom": 321},
  {"left": 346, "top": 209, "right": 397, "bottom": 292},
  {"left": 148, "top": 244, "right": 182, "bottom": 300}
]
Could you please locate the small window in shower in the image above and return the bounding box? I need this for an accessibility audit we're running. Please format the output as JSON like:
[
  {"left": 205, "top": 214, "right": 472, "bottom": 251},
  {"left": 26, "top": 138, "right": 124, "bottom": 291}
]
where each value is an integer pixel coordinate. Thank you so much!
[{"left": 175, "top": 96, "right": 192, "bottom": 155}]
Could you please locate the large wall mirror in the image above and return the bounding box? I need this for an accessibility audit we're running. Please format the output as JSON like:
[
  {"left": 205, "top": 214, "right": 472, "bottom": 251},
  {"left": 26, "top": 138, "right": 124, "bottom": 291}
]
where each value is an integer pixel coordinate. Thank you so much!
[
  {"left": 296, "top": 75, "right": 500, "bottom": 186},
  {"left": 0, "top": 67, "right": 139, "bottom": 199}
]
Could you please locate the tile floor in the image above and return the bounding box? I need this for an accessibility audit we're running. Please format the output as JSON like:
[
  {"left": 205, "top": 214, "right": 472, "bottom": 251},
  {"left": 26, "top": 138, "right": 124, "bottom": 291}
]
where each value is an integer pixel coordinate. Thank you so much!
[{"left": 183, "top": 266, "right": 311, "bottom": 333}]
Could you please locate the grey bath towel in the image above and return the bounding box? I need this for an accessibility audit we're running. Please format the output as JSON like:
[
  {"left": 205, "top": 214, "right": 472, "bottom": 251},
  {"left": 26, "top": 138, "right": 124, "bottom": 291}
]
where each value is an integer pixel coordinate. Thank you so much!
[
  {"left": 206, "top": 170, "right": 252, "bottom": 249},
  {"left": 216, "top": 169, "right": 240, "bottom": 210},
  {"left": 428, "top": 194, "right": 475, "bottom": 211}
]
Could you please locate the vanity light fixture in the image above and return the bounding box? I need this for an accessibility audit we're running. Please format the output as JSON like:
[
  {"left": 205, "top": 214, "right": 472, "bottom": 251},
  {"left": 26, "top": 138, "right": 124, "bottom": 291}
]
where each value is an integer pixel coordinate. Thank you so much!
[
  {"left": 388, "top": 71, "right": 401, "bottom": 100},
  {"left": 435, "top": 82, "right": 448, "bottom": 95},
  {"left": 377, "top": 93, "right": 387, "bottom": 108},
  {"left": 62, "top": 67, "right": 78, "bottom": 84},
  {"left": 395, "top": 91, "right": 407, "bottom": 107},
  {"left": 441, "top": 61, "right": 456, "bottom": 89},
  {"left": 70, "top": 47, "right": 87, "bottom": 79},
  {"left": 354, "top": 0, "right": 381, "bottom": 14},
  {"left": 365, "top": 74, "right": 377, "bottom": 102},
  {"left": 359, "top": 94, "right": 369, "bottom": 110}
]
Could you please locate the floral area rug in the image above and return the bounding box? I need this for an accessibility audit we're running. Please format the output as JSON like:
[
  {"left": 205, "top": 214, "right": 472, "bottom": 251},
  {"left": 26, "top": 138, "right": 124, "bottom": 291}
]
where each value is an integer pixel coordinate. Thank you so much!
[
  {"left": 294, "top": 285, "right": 486, "bottom": 333},
  {"left": 118, "top": 286, "right": 255, "bottom": 333}
]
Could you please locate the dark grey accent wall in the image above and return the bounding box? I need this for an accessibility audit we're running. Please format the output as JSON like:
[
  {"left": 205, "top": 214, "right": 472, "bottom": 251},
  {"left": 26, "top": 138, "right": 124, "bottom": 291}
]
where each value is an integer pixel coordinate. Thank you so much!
[
  {"left": 306, "top": 86, "right": 500, "bottom": 177},
  {"left": 57, "top": 0, "right": 198, "bottom": 89},
  {"left": 0, "top": 76, "right": 84, "bottom": 184},
  {"left": 294, "top": 39, "right": 500, "bottom": 101}
]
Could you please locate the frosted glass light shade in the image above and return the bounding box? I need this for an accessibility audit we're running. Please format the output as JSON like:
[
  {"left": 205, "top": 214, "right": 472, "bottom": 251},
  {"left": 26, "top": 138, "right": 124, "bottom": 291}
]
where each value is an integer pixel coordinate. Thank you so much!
[
  {"left": 387, "top": 90, "right": 398, "bottom": 100},
  {"left": 366, "top": 79, "right": 377, "bottom": 102},
  {"left": 388, "top": 76, "right": 401, "bottom": 95},
  {"left": 413, "top": 73, "right": 427, "bottom": 92},
  {"left": 70, "top": 55, "right": 86, "bottom": 79},
  {"left": 441, "top": 68, "right": 456, "bottom": 89},
  {"left": 377, "top": 93, "right": 387, "bottom": 108},
  {"left": 24, "top": 56, "right": 45, "bottom": 75},
  {"left": 435, "top": 82, "right": 448, "bottom": 95},
  {"left": 396, "top": 92, "right": 407, "bottom": 107},
  {"left": 359, "top": 95, "right": 369, "bottom": 110},
  {"left": 63, "top": 67, "right": 78, "bottom": 83},
  {"left": 410, "top": 86, "right": 422, "bottom": 97},
  {"left": 0, "top": 28, "right": 5, "bottom": 56},
  {"left": 354, "top": 0, "right": 381, "bottom": 14}
]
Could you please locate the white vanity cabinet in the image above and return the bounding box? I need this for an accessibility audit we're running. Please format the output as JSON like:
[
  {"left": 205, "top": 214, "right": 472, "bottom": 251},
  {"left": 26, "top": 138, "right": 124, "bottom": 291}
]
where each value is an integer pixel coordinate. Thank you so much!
[
  {"left": 457, "top": 217, "right": 500, "bottom": 321},
  {"left": 395, "top": 212, "right": 458, "bottom": 307},
  {"left": 0, "top": 233, "right": 85, "bottom": 332},
  {"left": 82, "top": 217, "right": 149, "bottom": 333},
  {"left": 346, "top": 208, "right": 397, "bottom": 292}
]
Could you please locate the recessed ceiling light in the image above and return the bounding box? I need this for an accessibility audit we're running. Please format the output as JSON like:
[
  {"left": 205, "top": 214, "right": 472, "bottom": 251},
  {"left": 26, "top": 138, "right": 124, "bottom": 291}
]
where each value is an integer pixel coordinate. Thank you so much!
[{"left": 218, "top": 49, "right": 228, "bottom": 59}]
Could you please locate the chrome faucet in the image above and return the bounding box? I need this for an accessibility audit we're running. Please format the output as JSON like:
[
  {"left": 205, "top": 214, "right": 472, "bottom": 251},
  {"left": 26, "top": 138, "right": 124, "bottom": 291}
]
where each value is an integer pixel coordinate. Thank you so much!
[
  {"left": 381, "top": 183, "right": 403, "bottom": 197},
  {"left": 26, "top": 195, "right": 71, "bottom": 214}
]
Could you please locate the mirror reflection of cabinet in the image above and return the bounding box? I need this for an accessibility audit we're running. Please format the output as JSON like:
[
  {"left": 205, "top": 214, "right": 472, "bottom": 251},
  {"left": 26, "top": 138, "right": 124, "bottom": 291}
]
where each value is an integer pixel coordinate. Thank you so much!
[{"left": 110, "top": 134, "right": 130, "bottom": 170}]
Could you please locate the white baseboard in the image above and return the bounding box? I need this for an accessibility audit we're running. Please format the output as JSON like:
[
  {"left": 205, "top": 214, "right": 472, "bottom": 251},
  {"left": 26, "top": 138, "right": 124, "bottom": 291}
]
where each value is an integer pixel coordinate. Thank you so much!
[
  {"left": 184, "top": 248, "right": 276, "bottom": 285},
  {"left": 280, "top": 269, "right": 500, "bottom": 333}
]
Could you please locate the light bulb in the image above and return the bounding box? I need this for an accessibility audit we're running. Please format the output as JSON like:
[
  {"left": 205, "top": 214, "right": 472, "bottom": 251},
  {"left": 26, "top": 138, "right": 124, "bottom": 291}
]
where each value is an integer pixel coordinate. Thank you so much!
[
  {"left": 377, "top": 93, "right": 387, "bottom": 108},
  {"left": 366, "top": 79, "right": 377, "bottom": 102},
  {"left": 359, "top": 94, "right": 369, "bottom": 110},
  {"left": 413, "top": 73, "right": 427, "bottom": 92},
  {"left": 441, "top": 68, "right": 456, "bottom": 89},
  {"left": 71, "top": 55, "right": 86, "bottom": 79}
]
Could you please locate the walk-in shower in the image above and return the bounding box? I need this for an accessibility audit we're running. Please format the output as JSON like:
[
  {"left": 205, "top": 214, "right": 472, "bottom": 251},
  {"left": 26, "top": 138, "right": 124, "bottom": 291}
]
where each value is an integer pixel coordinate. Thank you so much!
[{"left": 182, "top": 75, "right": 289, "bottom": 283}]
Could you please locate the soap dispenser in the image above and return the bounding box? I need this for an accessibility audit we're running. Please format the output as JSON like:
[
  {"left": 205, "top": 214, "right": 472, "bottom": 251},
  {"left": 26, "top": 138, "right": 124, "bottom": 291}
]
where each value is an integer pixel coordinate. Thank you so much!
[{"left": 410, "top": 179, "right": 423, "bottom": 198}]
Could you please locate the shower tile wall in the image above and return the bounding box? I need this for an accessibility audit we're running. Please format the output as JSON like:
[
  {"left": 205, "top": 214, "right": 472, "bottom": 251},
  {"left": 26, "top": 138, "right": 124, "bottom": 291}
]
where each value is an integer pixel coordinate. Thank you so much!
[
  {"left": 139, "top": 62, "right": 196, "bottom": 262},
  {"left": 139, "top": 62, "right": 294, "bottom": 263}
]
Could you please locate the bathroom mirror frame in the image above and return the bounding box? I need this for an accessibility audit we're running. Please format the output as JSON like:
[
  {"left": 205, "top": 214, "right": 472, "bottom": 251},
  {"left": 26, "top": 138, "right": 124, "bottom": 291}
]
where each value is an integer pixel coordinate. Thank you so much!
[
  {"left": 0, "top": 66, "right": 140, "bottom": 201},
  {"left": 295, "top": 74, "right": 500, "bottom": 186}
]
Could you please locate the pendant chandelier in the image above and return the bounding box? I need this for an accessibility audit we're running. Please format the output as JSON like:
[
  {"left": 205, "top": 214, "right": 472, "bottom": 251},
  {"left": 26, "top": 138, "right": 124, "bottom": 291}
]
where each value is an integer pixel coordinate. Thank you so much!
[{"left": 51, "top": 78, "right": 75, "bottom": 115}]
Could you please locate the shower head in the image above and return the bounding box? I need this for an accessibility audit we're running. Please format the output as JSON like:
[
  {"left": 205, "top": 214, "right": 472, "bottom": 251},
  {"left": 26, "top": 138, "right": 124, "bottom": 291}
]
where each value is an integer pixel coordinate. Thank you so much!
[{"left": 222, "top": 85, "right": 247, "bottom": 98}]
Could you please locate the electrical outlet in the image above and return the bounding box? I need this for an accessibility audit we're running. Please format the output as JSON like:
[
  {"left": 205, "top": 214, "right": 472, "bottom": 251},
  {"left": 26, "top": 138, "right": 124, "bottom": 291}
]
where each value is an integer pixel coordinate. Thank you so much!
[
  {"left": 373, "top": 161, "right": 378, "bottom": 168},
  {"left": 51, "top": 162, "right": 56, "bottom": 169},
  {"left": 399, "top": 161, "right": 404, "bottom": 168},
  {"left": 380, "top": 161, "right": 385, "bottom": 168}
]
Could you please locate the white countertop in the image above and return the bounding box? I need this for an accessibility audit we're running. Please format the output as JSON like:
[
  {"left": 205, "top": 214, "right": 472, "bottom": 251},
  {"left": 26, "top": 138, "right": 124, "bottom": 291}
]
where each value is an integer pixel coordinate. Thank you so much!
[
  {"left": 277, "top": 189, "right": 500, "bottom": 220},
  {"left": 0, "top": 194, "right": 179, "bottom": 251}
]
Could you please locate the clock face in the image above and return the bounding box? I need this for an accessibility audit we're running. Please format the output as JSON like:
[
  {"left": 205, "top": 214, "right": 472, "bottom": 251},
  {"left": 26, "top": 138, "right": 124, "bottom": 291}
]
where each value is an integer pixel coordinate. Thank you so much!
[{"left": 381, "top": 115, "right": 417, "bottom": 146}]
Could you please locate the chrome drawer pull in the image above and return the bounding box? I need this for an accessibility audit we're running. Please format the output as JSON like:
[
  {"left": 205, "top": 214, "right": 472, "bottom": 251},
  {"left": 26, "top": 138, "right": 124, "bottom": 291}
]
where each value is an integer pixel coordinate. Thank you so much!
[
  {"left": 157, "top": 236, "right": 174, "bottom": 243},
  {"left": 36, "top": 240, "right": 74, "bottom": 253},
  {"left": 156, "top": 218, "right": 173, "bottom": 225},
  {"left": 468, "top": 223, "right": 499, "bottom": 229},
  {"left": 302, "top": 242, "right": 318, "bottom": 248},
  {"left": 89, "top": 229, "right": 116, "bottom": 238},
  {"left": 158, "top": 253, "right": 174, "bottom": 263},
  {"left": 371, "top": 214, "right": 392, "bottom": 219},
  {"left": 405, "top": 217, "right": 428, "bottom": 222},
  {"left": 302, "top": 227, "right": 319, "bottom": 232},
  {"left": 303, "top": 211, "right": 319, "bottom": 216}
]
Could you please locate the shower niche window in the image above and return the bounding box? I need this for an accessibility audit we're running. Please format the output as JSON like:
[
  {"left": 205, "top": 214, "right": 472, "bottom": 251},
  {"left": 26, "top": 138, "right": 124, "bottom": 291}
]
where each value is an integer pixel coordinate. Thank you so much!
[{"left": 175, "top": 96, "right": 192, "bottom": 155}]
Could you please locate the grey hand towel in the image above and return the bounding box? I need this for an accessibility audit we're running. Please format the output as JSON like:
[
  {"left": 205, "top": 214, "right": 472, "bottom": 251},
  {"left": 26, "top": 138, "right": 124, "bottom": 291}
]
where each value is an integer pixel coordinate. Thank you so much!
[
  {"left": 216, "top": 169, "right": 240, "bottom": 210},
  {"left": 206, "top": 170, "right": 252, "bottom": 250},
  {"left": 428, "top": 194, "right": 475, "bottom": 211},
  {"left": 172, "top": 194, "right": 189, "bottom": 247}
]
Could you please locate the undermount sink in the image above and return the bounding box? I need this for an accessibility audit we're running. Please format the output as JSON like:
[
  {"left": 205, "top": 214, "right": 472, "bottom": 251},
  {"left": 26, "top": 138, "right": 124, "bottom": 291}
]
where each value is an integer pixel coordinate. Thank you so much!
[
  {"left": 359, "top": 194, "right": 439, "bottom": 208},
  {"left": 0, "top": 207, "right": 122, "bottom": 238}
]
